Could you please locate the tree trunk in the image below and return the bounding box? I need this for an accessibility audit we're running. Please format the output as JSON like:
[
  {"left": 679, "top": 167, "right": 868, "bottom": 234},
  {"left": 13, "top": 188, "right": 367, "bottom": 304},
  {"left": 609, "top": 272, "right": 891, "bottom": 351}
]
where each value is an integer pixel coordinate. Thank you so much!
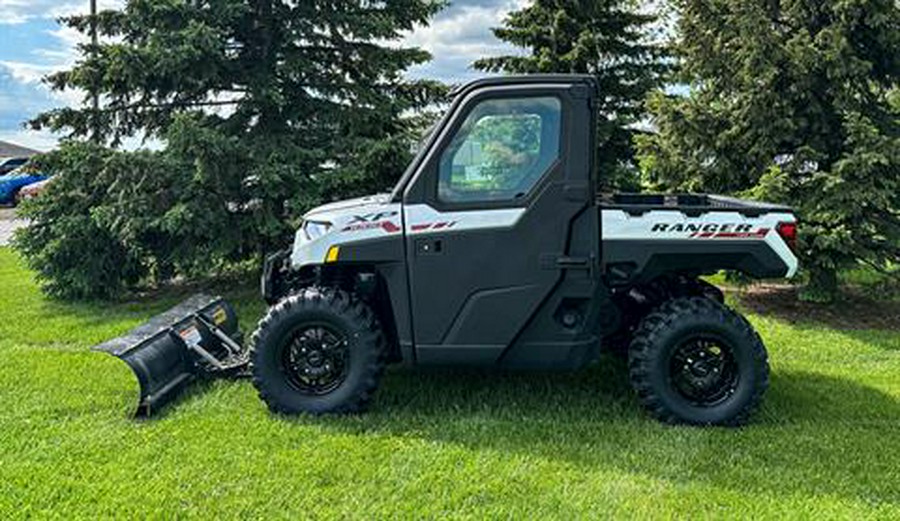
[{"left": 801, "top": 265, "right": 838, "bottom": 303}]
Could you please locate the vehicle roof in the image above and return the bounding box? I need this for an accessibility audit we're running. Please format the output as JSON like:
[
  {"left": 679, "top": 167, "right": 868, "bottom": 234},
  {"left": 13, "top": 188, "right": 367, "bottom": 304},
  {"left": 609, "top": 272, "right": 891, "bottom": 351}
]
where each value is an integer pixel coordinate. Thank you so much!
[
  {"left": 449, "top": 74, "right": 598, "bottom": 99},
  {"left": 0, "top": 157, "right": 28, "bottom": 163}
]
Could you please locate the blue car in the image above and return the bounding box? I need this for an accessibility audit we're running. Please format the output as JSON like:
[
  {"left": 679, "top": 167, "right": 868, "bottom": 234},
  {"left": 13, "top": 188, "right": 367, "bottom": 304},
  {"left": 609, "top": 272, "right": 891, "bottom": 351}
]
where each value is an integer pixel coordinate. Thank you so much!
[{"left": 0, "top": 171, "right": 49, "bottom": 205}]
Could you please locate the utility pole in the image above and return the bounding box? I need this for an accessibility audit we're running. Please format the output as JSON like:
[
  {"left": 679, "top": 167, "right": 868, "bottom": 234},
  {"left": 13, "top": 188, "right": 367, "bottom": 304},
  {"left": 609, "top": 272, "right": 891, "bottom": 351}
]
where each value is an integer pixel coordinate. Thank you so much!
[{"left": 90, "top": 0, "right": 100, "bottom": 143}]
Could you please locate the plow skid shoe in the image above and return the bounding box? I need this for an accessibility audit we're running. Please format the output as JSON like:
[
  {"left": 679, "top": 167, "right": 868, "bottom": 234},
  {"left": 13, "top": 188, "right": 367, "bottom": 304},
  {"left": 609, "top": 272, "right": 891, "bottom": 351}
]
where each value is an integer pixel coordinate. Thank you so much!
[{"left": 93, "top": 294, "right": 247, "bottom": 417}]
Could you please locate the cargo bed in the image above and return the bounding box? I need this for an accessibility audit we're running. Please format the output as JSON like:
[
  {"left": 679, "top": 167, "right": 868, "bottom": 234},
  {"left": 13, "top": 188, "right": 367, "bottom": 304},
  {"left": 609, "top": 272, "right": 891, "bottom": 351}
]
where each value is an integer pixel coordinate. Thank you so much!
[{"left": 598, "top": 193, "right": 791, "bottom": 217}]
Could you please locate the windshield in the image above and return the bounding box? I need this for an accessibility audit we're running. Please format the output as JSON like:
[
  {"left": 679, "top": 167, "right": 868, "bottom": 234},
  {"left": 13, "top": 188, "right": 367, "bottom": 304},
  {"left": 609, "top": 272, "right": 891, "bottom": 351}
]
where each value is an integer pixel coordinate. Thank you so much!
[
  {"left": 414, "top": 123, "right": 438, "bottom": 154},
  {"left": 391, "top": 118, "right": 446, "bottom": 201}
]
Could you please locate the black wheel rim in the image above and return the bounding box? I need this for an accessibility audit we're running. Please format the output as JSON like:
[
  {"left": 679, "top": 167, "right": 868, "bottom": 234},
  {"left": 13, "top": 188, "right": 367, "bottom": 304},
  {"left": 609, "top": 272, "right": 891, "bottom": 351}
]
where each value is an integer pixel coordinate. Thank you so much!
[
  {"left": 668, "top": 336, "right": 739, "bottom": 407},
  {"left": 280, "top": 324, "right": 350, "bottom": 395}
]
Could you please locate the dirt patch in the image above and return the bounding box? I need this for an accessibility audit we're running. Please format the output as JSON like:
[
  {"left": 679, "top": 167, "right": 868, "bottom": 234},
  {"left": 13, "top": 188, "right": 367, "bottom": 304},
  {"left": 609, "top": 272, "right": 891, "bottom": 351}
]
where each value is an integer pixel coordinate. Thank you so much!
[{"left": 734, "top": 284, "right": 900, "bottom": 331}]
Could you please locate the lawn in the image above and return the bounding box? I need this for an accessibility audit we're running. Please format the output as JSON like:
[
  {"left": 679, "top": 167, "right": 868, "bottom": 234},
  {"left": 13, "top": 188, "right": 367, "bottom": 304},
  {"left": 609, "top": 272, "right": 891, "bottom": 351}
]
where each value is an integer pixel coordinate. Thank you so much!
[{"left": 1, "top": 247, "right": 899, "bottom": 518}]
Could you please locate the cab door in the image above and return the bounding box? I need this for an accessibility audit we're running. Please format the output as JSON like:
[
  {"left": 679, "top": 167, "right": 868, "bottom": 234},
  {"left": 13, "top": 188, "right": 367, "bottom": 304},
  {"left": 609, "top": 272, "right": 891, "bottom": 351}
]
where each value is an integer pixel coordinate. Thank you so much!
[{"left": 402, "top": 81, "right": 598, "bottom": 365}]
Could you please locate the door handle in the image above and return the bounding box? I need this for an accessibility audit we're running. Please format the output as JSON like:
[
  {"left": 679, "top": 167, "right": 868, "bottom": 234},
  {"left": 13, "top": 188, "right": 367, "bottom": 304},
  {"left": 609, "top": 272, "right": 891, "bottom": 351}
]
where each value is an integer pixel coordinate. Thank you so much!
[
  {"left": 541, "top": 254, "right": 596, "bottom": 277},
  {"left": 556, "top": 256, "right": 591, "bottom": 269}
]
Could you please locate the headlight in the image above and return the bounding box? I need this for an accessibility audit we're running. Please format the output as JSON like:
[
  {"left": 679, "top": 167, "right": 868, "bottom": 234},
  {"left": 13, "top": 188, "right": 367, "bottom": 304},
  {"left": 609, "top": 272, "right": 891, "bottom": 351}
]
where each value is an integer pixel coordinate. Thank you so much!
[{"left": 303, "top": 220, "right": 332, "bottom": 241}]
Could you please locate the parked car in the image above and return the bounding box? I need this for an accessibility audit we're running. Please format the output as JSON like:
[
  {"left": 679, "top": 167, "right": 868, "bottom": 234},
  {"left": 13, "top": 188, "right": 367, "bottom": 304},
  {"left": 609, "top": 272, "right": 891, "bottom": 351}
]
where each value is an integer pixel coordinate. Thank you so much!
[
  {"left": 15, "top": 177, "right": 51, "bottom": 203},
  {"left": 0, "top": 157, "right": 29, "bottom": 176},
  {"left": 0, "top": 171, "right": 49, "bottom": 206}
]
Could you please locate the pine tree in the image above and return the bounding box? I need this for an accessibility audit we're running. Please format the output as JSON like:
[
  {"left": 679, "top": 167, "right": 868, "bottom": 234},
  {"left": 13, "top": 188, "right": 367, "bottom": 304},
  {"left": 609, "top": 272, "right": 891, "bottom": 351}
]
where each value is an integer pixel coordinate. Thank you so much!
[
  {"left": 474, "top": 0, "right": 669, "bottom": 190},
  {"left": 639, "top": 0, "right": 900, "bottom": 301},
  {"left": 19, "top": 0, "right": 445, "bottom": 299}
]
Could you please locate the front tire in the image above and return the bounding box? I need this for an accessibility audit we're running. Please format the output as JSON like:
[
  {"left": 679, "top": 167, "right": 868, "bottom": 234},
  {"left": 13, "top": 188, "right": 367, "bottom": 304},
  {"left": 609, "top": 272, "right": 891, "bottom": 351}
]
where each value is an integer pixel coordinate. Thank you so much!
[
  {"left": 628, "top": 297, "right": 769, "bottom": 426},
  {"left": 250, "top": 287, "right": 385, "bottom": 414}
]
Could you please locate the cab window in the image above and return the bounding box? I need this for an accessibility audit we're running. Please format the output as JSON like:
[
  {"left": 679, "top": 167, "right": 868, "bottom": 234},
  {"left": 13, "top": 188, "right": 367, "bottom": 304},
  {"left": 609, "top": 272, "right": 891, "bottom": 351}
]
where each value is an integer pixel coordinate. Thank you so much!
[{"left": 437, "top": 96, "right": 561, "bottom": 204}]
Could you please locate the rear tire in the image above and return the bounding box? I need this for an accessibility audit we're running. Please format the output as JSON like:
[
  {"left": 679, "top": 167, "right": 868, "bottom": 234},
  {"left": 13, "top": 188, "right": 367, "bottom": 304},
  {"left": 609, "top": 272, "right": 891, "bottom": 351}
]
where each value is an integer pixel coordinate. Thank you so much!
[
  {"left": 250, "top": 287, "right": 385, "bottom": 414},
  {"left": 606, "top": 277, "right": 725, "bottom": 357},
  {"left": 628, "top": 297, "right": 769, "bottom": 426}
]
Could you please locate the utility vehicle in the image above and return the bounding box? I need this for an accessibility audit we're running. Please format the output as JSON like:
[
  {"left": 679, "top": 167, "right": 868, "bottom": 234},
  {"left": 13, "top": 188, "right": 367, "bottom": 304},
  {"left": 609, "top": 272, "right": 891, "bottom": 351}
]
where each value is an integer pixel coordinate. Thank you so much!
[{"left": 96, "top": 75, "right": 798, "bottom": 426}]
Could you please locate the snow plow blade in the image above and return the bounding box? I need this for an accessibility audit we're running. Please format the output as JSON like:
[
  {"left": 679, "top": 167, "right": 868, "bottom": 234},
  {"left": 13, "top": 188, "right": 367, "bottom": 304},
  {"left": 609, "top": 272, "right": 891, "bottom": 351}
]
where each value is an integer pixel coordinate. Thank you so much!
[{"left": 93, "top": 295, "right": 248, "bottom": 417}]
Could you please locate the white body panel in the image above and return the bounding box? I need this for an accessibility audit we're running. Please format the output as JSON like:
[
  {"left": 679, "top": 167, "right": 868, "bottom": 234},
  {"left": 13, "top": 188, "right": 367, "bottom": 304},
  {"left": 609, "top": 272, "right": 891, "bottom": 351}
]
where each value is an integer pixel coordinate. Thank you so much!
[
  {"left": 291, "top": 198, "right": 526, "bottom": 269},
  {"left": 291, "top": 195, "right": 402, "bottom": 268},
  {"left": 402, "top": 204, "right": 525, "bottom": 234},
  {"left": 291, "top": 194, "right": 798, "bottom": 279},
  {"left": 602, "top": 209, "right": 799, "bottom": 278}
]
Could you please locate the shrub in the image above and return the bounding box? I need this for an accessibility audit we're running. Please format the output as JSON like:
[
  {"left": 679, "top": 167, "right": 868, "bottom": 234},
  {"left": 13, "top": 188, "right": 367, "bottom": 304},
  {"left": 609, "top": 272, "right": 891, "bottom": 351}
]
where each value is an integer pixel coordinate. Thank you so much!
[{"left": 14, "top": 143, "right": 145, "bottom": 299}]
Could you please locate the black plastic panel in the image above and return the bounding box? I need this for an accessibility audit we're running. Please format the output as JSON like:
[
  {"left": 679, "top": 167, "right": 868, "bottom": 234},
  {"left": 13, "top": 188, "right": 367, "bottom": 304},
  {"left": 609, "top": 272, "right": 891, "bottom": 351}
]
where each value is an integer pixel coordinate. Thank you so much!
[{"left": 602, "top": 239, "right": 790, "bottom": 285}]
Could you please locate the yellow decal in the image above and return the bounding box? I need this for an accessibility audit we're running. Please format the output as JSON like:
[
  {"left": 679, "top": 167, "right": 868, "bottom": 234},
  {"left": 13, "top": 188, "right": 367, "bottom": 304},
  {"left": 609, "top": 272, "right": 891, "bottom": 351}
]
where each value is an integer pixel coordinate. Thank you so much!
[
  {"left": 326, "top": 246, "right": 340, "bottom": 263},
  {"left": 212, "top": 307, "right": 227, "bottom": 325}
]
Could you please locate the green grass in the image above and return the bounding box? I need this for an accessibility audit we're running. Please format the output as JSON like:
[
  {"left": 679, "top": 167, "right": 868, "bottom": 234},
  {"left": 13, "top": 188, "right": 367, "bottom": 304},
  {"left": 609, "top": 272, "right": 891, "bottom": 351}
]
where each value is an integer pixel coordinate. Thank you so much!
[{"left": 1, "top": 248, "right": 899, "bottom": 519}]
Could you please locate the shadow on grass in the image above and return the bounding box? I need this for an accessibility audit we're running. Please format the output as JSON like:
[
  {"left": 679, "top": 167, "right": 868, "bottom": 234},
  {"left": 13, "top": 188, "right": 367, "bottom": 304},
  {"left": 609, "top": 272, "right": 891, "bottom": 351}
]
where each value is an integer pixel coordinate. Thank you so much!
[
  {"left": 131, "top": 375, "right": 252, "bottom": 422},
  {"left": 735, "top": 284, "right": 900, "bottom": 331},
  {"left": 302, "top": 359, "right": 900, "bottom": 505}
]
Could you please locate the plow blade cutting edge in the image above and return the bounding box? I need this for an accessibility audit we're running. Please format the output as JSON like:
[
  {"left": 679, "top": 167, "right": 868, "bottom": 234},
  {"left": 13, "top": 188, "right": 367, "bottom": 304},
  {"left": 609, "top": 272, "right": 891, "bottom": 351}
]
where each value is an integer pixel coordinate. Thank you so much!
[{"left": 93, "top": 295, "right": 248, "bottom": 417}]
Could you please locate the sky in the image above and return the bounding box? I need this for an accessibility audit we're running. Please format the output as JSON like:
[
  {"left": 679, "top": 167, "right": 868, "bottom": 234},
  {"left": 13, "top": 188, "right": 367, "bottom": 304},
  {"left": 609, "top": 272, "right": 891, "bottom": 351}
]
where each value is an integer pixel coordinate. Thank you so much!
[{"left": 0, "top": 0, "right": 527, "bottom": 152}]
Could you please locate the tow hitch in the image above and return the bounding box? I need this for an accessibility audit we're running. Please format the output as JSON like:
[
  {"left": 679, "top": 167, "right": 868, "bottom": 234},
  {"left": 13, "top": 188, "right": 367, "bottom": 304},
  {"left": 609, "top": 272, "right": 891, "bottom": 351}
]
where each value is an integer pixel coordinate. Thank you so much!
[{"left": 93, "top": 295, "right": 248, "bottom": 417}]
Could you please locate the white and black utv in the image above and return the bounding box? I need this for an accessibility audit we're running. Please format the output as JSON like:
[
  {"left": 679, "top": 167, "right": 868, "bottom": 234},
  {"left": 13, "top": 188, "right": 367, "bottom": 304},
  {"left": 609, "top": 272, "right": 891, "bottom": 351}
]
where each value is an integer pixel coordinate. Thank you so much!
[{"left": 97, "top": 75, "right": 799, "bottom": 426}]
